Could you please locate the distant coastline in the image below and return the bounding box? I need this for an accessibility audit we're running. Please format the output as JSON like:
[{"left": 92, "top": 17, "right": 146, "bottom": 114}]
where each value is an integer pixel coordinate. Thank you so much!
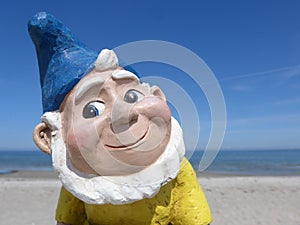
[{"left": 1, "top": 149, "right": 300, "bottom": 176}]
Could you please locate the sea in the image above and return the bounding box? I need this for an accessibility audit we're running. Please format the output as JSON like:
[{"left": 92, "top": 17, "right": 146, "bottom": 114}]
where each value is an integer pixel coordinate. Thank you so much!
[{"left": 0, "top": 149, "right": 300, "bottom": 176}]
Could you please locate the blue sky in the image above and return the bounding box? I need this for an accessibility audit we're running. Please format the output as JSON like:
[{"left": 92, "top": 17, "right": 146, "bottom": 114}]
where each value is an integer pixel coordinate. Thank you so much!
[{"left": 0, "top": 0, "right": 299, "bottom": 150}]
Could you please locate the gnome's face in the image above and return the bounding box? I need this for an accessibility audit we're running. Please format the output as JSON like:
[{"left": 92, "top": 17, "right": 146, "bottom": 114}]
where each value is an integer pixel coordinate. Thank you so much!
[{"left": 59, "top": 68, "right": 172, "bottom": 176}]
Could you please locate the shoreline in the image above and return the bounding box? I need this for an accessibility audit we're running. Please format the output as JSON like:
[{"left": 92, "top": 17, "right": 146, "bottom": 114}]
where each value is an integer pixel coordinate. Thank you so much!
[
  {"left": 1, "top": 169, "right": 300, "bottom": 179},
  {"left": 0, "top": 170, "right": 57, "bottom": 179}
]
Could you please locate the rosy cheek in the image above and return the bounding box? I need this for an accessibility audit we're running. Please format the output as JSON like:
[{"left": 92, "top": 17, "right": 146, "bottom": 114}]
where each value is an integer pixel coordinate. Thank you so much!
[
  {"left": 67, "top": 132, "right": 80, "bottom": 153},
  {"left": 66, "top": 126, "right": 97, "bottom": 174},
  {"left": 67, "top": 127, "right": 90, "bottom": 150},
  {"left": 67, "top": 123, "right": 101, "bottom": 151},
  {"left": 67, "top": 129, "right": 94, "bottom": 166}
]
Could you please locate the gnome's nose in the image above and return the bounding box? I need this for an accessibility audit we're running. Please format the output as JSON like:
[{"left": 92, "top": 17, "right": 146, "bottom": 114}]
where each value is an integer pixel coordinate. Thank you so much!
[{"left": 110, "top": 106, "right": 138, "bottom": 134}]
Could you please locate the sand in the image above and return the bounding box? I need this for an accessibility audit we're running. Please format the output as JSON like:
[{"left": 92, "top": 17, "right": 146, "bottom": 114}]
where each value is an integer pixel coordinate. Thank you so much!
[
  {"left": 0, "top": 171, "right": 299, "bottom": 225},
  {"left": 199, "top": 176, "right": 300, "bottom": 225}
]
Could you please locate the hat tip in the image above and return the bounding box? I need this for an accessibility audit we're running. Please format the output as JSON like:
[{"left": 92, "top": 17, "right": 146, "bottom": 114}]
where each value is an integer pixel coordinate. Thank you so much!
[
  {"left": 35, "top": 11, "right": 48, "bottom": 19},
  {"left": 28, "top": 12, "right": 59, "bottom": 30}
]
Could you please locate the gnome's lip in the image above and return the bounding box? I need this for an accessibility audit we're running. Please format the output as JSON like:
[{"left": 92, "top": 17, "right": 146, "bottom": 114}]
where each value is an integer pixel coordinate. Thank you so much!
[{"left": 105, "top": 128, "right": 149, "bottom": 151}]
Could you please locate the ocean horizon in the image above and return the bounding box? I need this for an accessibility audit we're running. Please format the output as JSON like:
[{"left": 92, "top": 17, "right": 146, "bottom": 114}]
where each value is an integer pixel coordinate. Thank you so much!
[{"left": 0, "top": 149, "right": 300, "bottom": 176}]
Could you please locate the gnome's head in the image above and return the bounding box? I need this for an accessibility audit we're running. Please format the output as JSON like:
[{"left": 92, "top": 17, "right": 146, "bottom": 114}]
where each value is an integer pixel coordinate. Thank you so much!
[{"left": 29, "top": 12, "right": 185, "bottom": 204}]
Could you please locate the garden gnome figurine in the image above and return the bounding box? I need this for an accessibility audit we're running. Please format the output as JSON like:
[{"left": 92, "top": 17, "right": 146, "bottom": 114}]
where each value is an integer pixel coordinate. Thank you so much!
[{"left": 29, "top": 12, "right": 212, "bottom": 225}]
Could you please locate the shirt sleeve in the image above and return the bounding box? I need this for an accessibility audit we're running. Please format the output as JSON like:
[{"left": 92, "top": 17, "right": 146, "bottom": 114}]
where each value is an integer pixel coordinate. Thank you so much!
[
  {"left": 56, "top": 186, "right": 87, "bottom": 225},
  {"left": 171, "top": 158, "right": 213, "bottom": 225}
]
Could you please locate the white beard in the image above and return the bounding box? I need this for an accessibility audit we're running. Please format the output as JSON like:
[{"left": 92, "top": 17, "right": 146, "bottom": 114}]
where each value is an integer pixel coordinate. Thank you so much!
[{"left": 42, "top": 112, "right": 185, "bottom": 205}]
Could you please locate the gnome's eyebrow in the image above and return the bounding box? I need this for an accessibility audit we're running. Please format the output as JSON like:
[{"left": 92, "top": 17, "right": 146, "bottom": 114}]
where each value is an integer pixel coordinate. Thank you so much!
[
  {"left": 75, "top": 77, "right": 105, "bottom": 103},
  {"left": 112, "top": 70, "right": 139, "bottom": 82}
]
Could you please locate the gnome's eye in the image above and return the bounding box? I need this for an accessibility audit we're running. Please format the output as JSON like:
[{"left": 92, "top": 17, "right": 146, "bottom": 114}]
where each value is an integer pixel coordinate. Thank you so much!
[
  {"left": 83, "top": 101, "right": 105, "bottom": 119},
  {"left": 124, "top": 90, "right": 144, "bottom": 103}
]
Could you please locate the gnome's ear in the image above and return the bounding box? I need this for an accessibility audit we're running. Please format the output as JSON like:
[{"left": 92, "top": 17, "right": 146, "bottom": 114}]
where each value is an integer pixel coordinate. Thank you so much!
[
  {"left": 151, "top": 86, "right": 166, "bottom": 101},
  {"left": 33, "top": 123, "right": 52, "bottom": 154}
]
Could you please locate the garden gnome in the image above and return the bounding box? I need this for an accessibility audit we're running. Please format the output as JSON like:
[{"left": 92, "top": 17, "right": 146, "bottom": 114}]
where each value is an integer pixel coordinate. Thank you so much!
[{"left": 29, "top": 12, "right": 212, "bottom": 225}]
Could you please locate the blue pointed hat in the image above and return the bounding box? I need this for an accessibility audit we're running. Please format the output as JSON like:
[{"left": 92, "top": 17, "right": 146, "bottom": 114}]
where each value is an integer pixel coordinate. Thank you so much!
[{"left": 28, "top": 12, "right": 98, "bottom": 112}]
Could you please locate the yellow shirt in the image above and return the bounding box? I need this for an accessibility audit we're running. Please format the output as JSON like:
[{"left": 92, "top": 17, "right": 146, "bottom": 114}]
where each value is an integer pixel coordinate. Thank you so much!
[{"left": 56, "top": 158, "right": 212, "bottom": 225}]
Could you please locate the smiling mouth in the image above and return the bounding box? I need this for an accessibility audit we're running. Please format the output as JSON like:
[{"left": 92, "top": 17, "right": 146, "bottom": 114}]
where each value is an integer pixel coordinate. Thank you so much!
[{"left": 105, "top": 128, "right": 149, "bottom": 151}]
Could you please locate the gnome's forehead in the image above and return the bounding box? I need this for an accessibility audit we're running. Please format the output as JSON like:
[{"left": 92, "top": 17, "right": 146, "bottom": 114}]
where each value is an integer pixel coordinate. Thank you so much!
[{"left": 28, "top": 12, "right": 136, "bottom": 113}]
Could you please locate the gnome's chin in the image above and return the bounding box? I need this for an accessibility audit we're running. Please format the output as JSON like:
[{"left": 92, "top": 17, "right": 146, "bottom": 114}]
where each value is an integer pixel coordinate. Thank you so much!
[{"left": 42, "top": 111, "right": 185, "bottom": 205}]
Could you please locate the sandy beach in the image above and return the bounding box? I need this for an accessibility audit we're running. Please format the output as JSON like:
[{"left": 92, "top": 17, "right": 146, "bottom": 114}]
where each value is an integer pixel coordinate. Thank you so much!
[{"left": 0, "top": 171, "right": 299, "bottom": 225}]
